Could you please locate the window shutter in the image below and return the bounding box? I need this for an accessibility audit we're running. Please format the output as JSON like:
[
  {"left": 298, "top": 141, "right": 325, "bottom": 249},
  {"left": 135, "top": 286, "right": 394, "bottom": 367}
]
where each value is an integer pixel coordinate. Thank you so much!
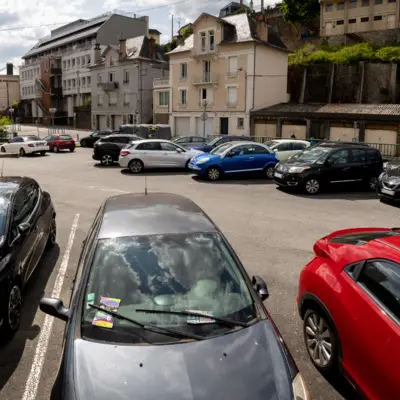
[{"left": 228, "top": 57, "right": 237, "bottom": 74}]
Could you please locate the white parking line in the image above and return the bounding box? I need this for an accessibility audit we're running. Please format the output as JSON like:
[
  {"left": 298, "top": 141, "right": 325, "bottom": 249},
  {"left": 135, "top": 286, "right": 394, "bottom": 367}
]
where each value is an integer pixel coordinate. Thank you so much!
[{"left": 22, "top": 214, "right": 80, "bottom": 400}]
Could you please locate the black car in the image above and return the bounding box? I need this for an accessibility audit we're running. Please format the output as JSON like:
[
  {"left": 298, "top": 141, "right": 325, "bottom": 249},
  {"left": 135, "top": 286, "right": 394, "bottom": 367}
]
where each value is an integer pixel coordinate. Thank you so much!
[
  {"left": 0, "top": 177, "right": 56, "bottom": 339},
  {"left": 172, "top": 135, "right": 208, "bottom": 148},
  {"left": 377, "top": 157, "right": 400, "bottom": 201},
  {"left": 40, "top": 193, "right": 309, "bottom": 400},
  {"left": 92, "top": 134, "right": 141, "bottom": 166},
  {"left": 80, "top": 130, "right": 114, "bottom": 148},
  {"left": 274, "top": 142, "right": 383, "bottom": 195},
  {"left": 188, "top": 135, "right": 254, "bottom": 153}
]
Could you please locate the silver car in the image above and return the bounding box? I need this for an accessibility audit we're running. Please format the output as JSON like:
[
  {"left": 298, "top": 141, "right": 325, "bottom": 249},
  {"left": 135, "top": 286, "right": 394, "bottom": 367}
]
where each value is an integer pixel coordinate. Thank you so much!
[{"left": 118, "top": 139, "right": 204, "bottom": 173}]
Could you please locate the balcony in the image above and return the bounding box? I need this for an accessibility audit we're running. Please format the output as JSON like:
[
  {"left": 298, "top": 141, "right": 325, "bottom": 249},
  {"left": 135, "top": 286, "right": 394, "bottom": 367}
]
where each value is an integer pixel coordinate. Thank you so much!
[
  {"left": 192, "top": 73, "right": 219, "bottom": 86},
  {"left": 51, "top": 87, "right": 63, "bottom": 96},
  {"left": 50, "top": 67, "right": 62, "bottom": 75},
  {"left": 198, "top": 100, "right": 214, "bottom": 107},
  {"left": 101, "top": 82, "right": 119, "bottom": 91},
  {"left": 191, "top": 45, "right": 217, "bottom": 59},
  {"left": 153, "top": 78, "right": 169, "bottom": 88}
]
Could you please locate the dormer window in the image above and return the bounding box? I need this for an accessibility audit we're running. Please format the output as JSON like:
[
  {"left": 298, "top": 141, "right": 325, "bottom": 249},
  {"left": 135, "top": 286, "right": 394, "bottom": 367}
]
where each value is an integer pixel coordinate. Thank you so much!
[
  {"left": 200, "top": 32, "right": 206, "bottom": 52},
  {"left": 209, "top": 30, "right": 215, "bottom": 51}
]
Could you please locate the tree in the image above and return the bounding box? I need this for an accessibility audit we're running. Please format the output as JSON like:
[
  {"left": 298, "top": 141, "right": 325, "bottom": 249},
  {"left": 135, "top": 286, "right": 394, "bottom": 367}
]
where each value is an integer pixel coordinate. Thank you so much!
[
  {"left": 180, "top": 25, "right": 193, "bottom": 39},
  {"left": 281, "top": 0, "right": 320, "bottom": 26}
]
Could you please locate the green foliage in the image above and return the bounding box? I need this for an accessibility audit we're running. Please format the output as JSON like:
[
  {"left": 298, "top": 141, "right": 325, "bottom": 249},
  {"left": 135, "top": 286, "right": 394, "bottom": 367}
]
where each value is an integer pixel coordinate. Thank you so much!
[
  {"left": 0, "top": 116, "right": 12, "bottom": 126},
  {"left": 0, "top": 116, "right": 12, "bottom": 138},
  {"left": 232, "top": 7, "right": 247, "bottom": 15},
  {"left": 180, "top": 26, "right": 193, "bottom": 39},
  {"left": 82, "top": 98, "right": 91, "bottom": 108},
  {"left": 11, "top": 101, "right": 19, "bottom": 109},
  {"left": 289, "top": 43, "right": 400, "bottom": 66},
  {"left": 281, "top": 0, "right": 320, "bottom": 25}
]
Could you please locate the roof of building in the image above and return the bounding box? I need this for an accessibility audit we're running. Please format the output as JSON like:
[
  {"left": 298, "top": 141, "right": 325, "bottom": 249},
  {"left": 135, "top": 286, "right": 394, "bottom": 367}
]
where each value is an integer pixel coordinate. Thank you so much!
[
  {"left": 149, "top": 28, "right": 162, "bottom": 35},
  {"left": 252, "top": 103, "right": 400, "bottom": 122},
  {"left": 168, "top": 12, "right": 288, "bottom": 55}
]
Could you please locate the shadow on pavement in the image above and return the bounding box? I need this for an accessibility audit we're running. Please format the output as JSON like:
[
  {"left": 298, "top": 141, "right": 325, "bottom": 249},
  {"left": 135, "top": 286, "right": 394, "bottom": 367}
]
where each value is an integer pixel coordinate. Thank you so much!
[
  {"left": 191, "top": 174, "right": 274, "bottom": 185},
  {"left": 0, "top": 244, "right": 60, "bottom": 391},
  {"left": 120, "top": 168, "right": 191, "bottom": 176},
  {"left": 93, "top": 163, "right": 121, "bottom": 169},
  {"left": 321, "top": 371, "right": 361, "bottom": 400}
]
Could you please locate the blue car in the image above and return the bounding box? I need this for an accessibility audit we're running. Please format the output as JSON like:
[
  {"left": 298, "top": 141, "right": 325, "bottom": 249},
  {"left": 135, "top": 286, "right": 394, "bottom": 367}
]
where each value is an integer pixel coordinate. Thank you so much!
[
  {"left": 188, "top": 135, "right": 253, "bottom": 153},
  {"left": 189, "top": 141, "right": 278, "bottom": 181}
]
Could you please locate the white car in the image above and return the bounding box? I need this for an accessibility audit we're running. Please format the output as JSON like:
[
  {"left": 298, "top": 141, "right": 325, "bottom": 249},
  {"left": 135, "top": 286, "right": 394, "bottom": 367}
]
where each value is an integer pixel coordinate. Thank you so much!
[
  {"left": 1, "top": 135, "right": 50, "bottom": 156},
  {"left": 118, "top": 139, "right": 204, "bottom": 173},
  {"left": 265, "top": 139, "right": 310, "bottom": 161}
]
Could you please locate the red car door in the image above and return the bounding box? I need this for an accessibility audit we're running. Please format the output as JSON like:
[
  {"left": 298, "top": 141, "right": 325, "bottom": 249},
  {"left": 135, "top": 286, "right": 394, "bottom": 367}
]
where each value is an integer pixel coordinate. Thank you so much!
[{"left": 337, "top": 260, "right": 400, "bottom": 400}]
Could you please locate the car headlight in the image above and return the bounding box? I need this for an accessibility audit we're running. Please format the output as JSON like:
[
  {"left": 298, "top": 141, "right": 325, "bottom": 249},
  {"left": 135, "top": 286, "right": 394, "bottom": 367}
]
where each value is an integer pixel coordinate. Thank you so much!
[
  {"left": 383, "top": 162, "right": 387, "bottom": 171},
  {"left": 196, "top": 158, "right": 210, "bottom": 164},
  {"left": 288, "top": 166, "right": 310, "bottom": 174},
  {"left": 292, "top": 373, "right": 310, "bottom": 400}
]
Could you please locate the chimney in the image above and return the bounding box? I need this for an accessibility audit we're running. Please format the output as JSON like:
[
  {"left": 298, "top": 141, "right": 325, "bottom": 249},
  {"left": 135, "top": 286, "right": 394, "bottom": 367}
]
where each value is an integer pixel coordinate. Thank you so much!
[
  {"left": 94, "top": 44, "right": 101, "bottom": 64},
  {"left": 255, "top": 16, "right": 268, "bottom": 42},
  {"left": 239, "top": 0, "right": 243, "bottom": 4},
  {"left": 119, "top": 35, "right": 127, "bottom": 59},
  {"left": 261, "top": 0, "right": 264, "bottom": 12},
  {"left": 6, "top": 63, "right": 13, "bottom": 76},
  {"left": 138, "top": 15, "right": 149, "bottom": 37},
  {"left": 148, "top": 37, "right": 156, "bottom": 59},
  {"left": 176, "top": 34, "right": 185, "bottom": 46}
]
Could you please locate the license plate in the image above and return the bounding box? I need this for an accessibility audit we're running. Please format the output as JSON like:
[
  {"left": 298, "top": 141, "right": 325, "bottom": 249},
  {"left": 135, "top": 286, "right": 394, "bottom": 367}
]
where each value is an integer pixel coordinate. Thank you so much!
[
  {"left": 381, "top": 188, "right": 395, "bottom": 196},
  {"left": 36, "top": 142, "right": 45, "bottom": 146},
  {"left": 274, "top": 172, "right": 283, "bottom": 179}
]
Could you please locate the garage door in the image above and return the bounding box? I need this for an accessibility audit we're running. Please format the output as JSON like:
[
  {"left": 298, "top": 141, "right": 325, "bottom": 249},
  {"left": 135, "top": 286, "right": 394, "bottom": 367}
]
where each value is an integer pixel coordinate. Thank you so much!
[
  {"left": 196, "top": 117, "right": 214, "bottom": 137},
  {"left": 175, "top": 117, "right": 190, "bottom": 136},
  {"left": 330, "top": 127, "right": 358, "bottom": 142},
  {"left": 255, "top": 122, "right": 276, "bottom": 138},
  {"left": 365, "top": 129, "right": 397, "bottom": 157}
]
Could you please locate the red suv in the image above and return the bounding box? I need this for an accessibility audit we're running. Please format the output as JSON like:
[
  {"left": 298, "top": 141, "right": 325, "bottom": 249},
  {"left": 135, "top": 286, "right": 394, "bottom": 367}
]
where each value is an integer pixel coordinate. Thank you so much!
[
  {"left": 297, "top": 228, "right": 400, "bottom": 400},
  {"left": 44, "top": 134, "right": 75, "bottom": 152}
]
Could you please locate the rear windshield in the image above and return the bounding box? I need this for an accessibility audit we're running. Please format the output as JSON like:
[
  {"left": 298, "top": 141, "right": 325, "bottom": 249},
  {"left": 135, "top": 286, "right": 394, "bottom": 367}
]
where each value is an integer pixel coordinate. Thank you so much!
[
  {"left": 330, "top": 231, "right": 400, "bottom": 245},
  {"left": 25, "top": 136, "right": 40, "bottom": 141},
  {"left": 60, "top": 135, "right": 73, "bottom": 140}
]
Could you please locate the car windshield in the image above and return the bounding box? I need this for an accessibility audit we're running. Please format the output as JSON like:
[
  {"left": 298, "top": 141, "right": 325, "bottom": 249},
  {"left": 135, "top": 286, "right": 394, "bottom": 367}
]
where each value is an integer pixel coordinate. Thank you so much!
[
  {"left": 0, "top": 193, "right": 11, "bottom": 235},
  {"left": 291, "top": 146, "right": 332, "bottom": 163},
  {"left": 60, "top": 135, "right": 72, "bottom": 140},
  {"left": 210, "top": 143, "right": 232, "bottom": 155},
  {"left": 82, "top": 233, "right": 256, "bottom": 344},
  {"left": 25, "top": 136, "right": 40, "bottom": 141},
  {"left": 266, "top": 141, "right": 279, "bottom": 147},
  {"left": 208, "top": 137, "right": 222, "bottom": 146}
]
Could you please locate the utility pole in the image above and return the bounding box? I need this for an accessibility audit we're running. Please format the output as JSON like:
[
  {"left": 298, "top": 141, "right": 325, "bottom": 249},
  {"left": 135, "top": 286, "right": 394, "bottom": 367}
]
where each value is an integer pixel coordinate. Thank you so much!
[{"left": 171, "top": 15, "right": 174, "bottom": 40}]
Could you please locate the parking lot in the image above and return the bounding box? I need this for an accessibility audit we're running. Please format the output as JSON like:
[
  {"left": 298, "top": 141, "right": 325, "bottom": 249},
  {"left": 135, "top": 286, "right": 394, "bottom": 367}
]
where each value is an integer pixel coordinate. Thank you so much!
[{"left": 0, "top": 147, "right": 398, "bottom": 400}]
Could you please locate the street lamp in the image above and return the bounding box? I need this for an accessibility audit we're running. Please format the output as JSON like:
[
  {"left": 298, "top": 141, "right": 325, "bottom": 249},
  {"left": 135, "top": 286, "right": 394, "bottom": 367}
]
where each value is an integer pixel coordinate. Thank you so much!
[
  {"left": 201, "top": 99, "right": 208, "bottom": 138},
  {"left": 49, "top": 108, "right": 57, "bottom": 132}
]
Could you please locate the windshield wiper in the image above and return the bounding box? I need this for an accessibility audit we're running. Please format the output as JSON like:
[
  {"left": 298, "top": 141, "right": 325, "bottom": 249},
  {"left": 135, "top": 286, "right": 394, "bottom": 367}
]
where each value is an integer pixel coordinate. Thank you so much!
[
  {"left": 135, "top": 309, "right": 250, "bottom": 328},
  {"left": 89, "top": 304, "right": 203, "bottom": 341}
]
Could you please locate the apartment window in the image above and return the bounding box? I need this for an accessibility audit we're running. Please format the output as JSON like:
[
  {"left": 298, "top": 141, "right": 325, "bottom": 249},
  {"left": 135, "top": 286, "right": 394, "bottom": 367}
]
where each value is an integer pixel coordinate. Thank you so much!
[
  {"left": 228, "top": 56, "right": 238, "bottom": 76},
  {"left": 87, "top": 76, "right": 91, "bottom": 85},
  {"left": 109, "top": 72, "right": 114, "bottom": 82},
  {"left": 203, "top": 60, "right": 211, "bottom": 82},
  {"left": 98, "top": 95, "right": 103, "bottom": 106},
  {"left": 200, "top": 32, "right": 206, "bottom": 52},
  {"left": 374, "top": 15, "right": 383, "bottom": 21},
  {"left": 361, "top": 17, "right": 369, "bottom": 22},
  {"left": 209, "top": 30, "right": 215, "bottom": 51},
  {"left": 158, "top": 91, "right": 169, "bottom": 106},
  {"left": 63, "top": 80, "right": 66, "bottom": 88},
  {"left": 325, "top": 4, "right": 333, "bottom": 12},
  {"left": 349, "top": 0, "right": 357, "bottom": 8},
  {"left": 67, "top": 60, "right": 71, "bottom": 68},
  {"left": 77, "top": 57, "right": 80, "bottom": 66},
  {"left": 375, "top": 0, "right": 383, "bottom": 4},
  {"left": 109, "top": 57, "right": 114, "bottom": 66},
  {"left": 68, "top": 79, "right": 71, "bottom": 88},
  {"left": 72, "top": 59, "right": 75, "bottom": 67},
  {"left": 180, "top": 63, "right": 187, "bottom": 79},
  {"left": 180, "top": 89, "right": 187, "bottom": 105},
  {"left": 349, "top": 18, "right": 357, "bottom": 24},
  {"left": 337, "top": 20, "right": 345, "bottom": 25},
  {"left": 82, "top": 77, "right": 86, "bottom": 87},
  {"left": 237, "top": 118, "right": 244, "bottom": 129},
  {"left": 72, "top": 79, "right": 76, "bottom": 88},
  {"left": 97, "top": 74, "right": 102, "bottom": 83},
  {"left": 124, "top": 92, "right": 130, "bottom": 104},
  {"left": 337, "top": 2, "right": 344, "bottom": 10},
  {"left": 81, "top": 56, "right": 85, "bottom": 66},
  {"left": 62, "top": 61, "right": 66, "bottom": 69},
  {"left": 109, "top": 92, "right": 117, "bottom": 105},
  {"left": 200, "top": 87, "right": 212, "bottom": 105},
  {"left": 123, "top": 70, "right": 129, "bottom": 83},
  {"left": 361, "top": 0, "right": 369, "bottom": 6},
  {"left": 227, "top": 86, "right": 237, "bottom": 106}
]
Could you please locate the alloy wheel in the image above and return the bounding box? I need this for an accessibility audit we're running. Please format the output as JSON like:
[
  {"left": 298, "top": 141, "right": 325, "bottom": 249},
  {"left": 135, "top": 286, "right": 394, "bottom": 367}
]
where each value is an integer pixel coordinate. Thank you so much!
[
  {"left": 304, "top": 312, "right": 332, "bottom": 368},
  {"left": 1, "top": 147, "right": 5, "bottom": 153},
  {"left": 369, "top": 176, "right": 378, "bottom": 190},
  {"left": 19, "top": 148, "right": 25, "bottom": 157},
  {"left": 101, "top": 154, "right": 113, "bottom": 166},
  {"left": 305, "top": 179, "right": 320, "bottom": 194},
  {"left": 129, "top": 160, "right": 143, "bottom": 173},
  {"left": 265, "top": 166, "right": 275, "bottom": 179},
  {"left": 54, "top": 146, "right": 59, "bottom": 153},
  {"left": 208, "top": 168, "right": 220, "bottom": 181},
  {"left": 49, "top": 218, "right": 56, "bottom": 246},
  {"left": 8, "top": 285, "right": 22, "bottom": 331}
]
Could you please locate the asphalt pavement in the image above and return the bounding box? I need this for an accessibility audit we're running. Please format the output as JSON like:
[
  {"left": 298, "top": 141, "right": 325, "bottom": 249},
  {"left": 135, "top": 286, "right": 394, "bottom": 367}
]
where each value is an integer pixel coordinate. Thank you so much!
[{"left": 0, "top": 147, "right": 398, "bottom": 400}]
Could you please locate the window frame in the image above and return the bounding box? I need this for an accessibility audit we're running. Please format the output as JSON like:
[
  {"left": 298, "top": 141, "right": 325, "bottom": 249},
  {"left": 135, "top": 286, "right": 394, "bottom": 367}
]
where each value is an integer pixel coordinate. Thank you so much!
[
  {"left": 158, "top": 91, "right": 169, "bottom": 107},
  {"left": 180, "top": 63, "right": 187, "bottom": 80}
]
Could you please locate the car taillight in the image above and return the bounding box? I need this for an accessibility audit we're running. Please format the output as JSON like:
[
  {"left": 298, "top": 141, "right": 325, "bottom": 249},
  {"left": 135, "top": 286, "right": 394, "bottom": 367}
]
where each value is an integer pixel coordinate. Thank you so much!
[
  {"left": 120, "top": 150, "right": 130, "bottom": 157},
  {"left": 28, "top": 144, "right": 34, "bottom": 147}
]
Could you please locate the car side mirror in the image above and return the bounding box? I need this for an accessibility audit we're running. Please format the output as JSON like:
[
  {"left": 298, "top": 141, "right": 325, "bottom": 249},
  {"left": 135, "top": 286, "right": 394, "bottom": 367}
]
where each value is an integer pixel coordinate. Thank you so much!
[
  {"left": 273, "top": 149, "right": 278, "bottom": 152},
  {"left": 18, "top": 222, "right": 31, "bottom": 234},
  {"left": 176, "top": 148, "right": 183, "bottom": 153},
  {"left": 252, "top": 276, "right": 269, "bottom": 301},
  {"left": 40, "top": 298, "right": 70, "bottom": 322}
]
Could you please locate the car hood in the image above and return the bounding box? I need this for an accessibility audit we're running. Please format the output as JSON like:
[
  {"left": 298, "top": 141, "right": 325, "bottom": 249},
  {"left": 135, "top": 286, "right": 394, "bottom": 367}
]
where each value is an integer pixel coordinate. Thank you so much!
[
  {"left": 73, "top": 321, "right": 293, "bottom": 400},
  {"left": 185, "top": 149, "right": 204, "bottom": 157},
  {"left": 386, "top": 160, "right": 400, "bottom": 177},
  {"left": 188, "top": 145, "right": 213, "bottom": 152},
  {"left": 192, "top": 153, "right": 220, "bottom": 163},
  {"left": 277, "top": 159, "right": 314, "bottom": 171}
]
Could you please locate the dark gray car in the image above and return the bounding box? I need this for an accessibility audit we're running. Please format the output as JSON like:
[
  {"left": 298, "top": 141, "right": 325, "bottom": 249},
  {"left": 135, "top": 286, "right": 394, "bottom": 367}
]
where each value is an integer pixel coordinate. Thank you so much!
[{"left": 40, "top": 193, "right": 309, "bottom": 400}]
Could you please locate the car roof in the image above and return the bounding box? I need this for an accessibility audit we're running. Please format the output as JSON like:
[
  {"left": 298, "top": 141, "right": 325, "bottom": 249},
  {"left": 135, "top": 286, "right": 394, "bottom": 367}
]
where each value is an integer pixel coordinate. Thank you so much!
[
  {"left": 315, "top": 141, "right": 372, "bottom": 150},
  {"left": 98, "top": 193, "right": 217, "bottom": 239},
  {"left": 269, "top": 139, "right": 309, "bottom": 143},
  {"left": 102, "top": 134, "right": 140, "bottom": 139},
  {"left": 0, "top": 176, "right": 30, "bottom": 194},
  {"left": 131, "top": 139, "right": 173, "bottom": 144},
  {"left": 225, "top": 141, "right": 265, "bottom": 147}
]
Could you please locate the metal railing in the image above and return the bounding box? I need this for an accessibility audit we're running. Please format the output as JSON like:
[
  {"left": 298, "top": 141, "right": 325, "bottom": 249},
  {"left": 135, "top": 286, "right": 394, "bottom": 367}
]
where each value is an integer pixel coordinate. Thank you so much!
[{"left": 153, "top": 78, "right": 169, "bottom": 87}]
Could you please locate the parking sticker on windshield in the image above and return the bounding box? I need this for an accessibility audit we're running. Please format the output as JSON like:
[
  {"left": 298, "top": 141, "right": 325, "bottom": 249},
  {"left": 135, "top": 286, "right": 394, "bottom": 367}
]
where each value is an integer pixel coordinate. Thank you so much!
[
  {"left": 86, "top": 293, "right": 95, "bottom": 309},
  {"left": 99, "top": 296, "right": 121, "bottom": 312},
  {"left": 92, "top": 296, "right": 121, "bottom": 329},
  {"left": 186, "top": 310, "right": 215, "bottom": 324}
]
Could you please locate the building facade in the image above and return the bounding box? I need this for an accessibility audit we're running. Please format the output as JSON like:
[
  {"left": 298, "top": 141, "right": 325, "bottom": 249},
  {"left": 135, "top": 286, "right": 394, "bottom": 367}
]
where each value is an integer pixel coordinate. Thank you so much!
[
  {"left": 19, "top": 12, "right": 148, "bottom": 124},
  {"left": 165, "top": 12, "right": 289, "bottom": 137},
  {"left": 0, "top": 64, "right": 20, "bottom": 111},
  {"left": 91, "top": 36, "right": 168, "bottom": 130},
  {"left": 153, "top": 76, "right": 170, "bottom": 124},
  {"left": 320, "top": 0, "right": 400, "bottom": 36}
]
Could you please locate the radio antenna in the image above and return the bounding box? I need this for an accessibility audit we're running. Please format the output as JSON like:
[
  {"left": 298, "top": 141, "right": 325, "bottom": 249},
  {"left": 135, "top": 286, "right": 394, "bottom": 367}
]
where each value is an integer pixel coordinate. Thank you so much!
[{"left": 144, "top": 175, "right": 148, "bottom": 195}]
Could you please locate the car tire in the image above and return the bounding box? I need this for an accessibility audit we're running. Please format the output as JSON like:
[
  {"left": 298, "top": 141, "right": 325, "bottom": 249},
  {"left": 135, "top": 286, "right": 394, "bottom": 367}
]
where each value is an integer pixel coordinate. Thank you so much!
[
  {"left": 101, "top": 153, "right": 114, "bottom": 166},
  {"left": 80, "top": 140, "right": 87, "bottom": 148},
  {"left": 53, "top": 146, "right": 59, "bottom": 153},
  {"left": 69, "top": 148, "right": 75, "bottom": 152},
  {"left": 46, "top": 215, "right": 57, "bottom": 249},
  {"left": 40, "top": 151, "right": 46, "bottom": 156},
  {"left": 207, "top": 166, "right": 221, "bottom": 181},
  {"left": 264, "top": 165, "right": 275, "bottom": 179},
  {"left": 185, "top": 160, "right": 191, "bottom": 170},
  {"left": 367, "top": 176, "right": 378, "bottom": 191},
  {"left": 128, "top": 159, "right": 144, "bottom": 173},
  {"left": 304, "top": 179, "right": 320, "bottom": 195},
  {"left": 303, "top": 308, "right": 339, "bottom": 373},
  {"left": 1, "top": 279, "right": 22, "bottom": 339},
  {"left": 19, "top": 148, "right": 25, "bottom": 157},
  {"left": 1, "top": 146, "right": 5, "bottom": 153}
]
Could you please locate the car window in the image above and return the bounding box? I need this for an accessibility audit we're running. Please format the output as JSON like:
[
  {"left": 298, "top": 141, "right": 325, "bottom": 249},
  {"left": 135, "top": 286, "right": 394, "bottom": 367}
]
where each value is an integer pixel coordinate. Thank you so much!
[
  {"left": 11, "top": 185, "right": 38, "bottom": 238},
  {"left": 116, "top": 137, "right": 130, "bottom": 144},
  {"left": 60, "top": 135, "right": 73, "bottom": 140},
  {"left": 82, "top": 233, "right": 256, "bottom": 344},
  {"left": 358, "top": 260, "right": 400, "bottom": 321},
  {"left": 252, "top": 145, "right": 269, "bottom": 154},
  {"left": 43, "top": 136, "right": 51, "bottom": 141},
  {"left": 160, "top": 142, "right": 178, "bottom": 152},
  {"left": 328, "top": 149, "right": 350, "bottom": 165},
  {"left": 175, "top": 138, "right": 186, "bottom": 144},
  {"left": 277, "top": 142, "right": 293, "bottom": 151},
  {"left": 230, "top": 145, "right": 249, "bottom": 156},
  {"left": 351, "top": 149, "right": 367, "bottom": 163},
  {"left": 192, "top": 137, "right": 205, "bottom": 143},
  {"left": 136, "top": 142, "right": 162, "bottom": 151},
  {"left": 11, "top": 137, "right": 23, "bottom": 143},
  {"left": 25, "top": 136, "right": 40, "bottom": 141},
  {"left": 367, "top": 149, "right": 382, "bottom": 164},
  {"left": 210, "top": 143, "right": 232, "bottom": 155},
  {"left": 292, "top": 142, "right": 307, "bottom": 150}
]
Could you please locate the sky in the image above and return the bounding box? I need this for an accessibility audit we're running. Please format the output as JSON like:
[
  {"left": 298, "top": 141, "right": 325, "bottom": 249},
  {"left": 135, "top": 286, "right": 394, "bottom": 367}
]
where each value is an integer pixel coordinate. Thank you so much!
[{"left": 0, "top": 0, "right": 276, "bottom": 74}]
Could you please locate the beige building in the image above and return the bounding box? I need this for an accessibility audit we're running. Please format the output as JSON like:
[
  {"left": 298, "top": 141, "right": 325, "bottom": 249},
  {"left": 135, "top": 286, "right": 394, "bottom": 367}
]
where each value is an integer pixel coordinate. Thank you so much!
[
  {"left": 156, "top": 12, "right": 289, "bottom": 137},
  {"left": 320, "top": 0, "right": 400, "bottom": 36},
  {"left": 0, "top": 73, "right": 20, "bottom": 111}
]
